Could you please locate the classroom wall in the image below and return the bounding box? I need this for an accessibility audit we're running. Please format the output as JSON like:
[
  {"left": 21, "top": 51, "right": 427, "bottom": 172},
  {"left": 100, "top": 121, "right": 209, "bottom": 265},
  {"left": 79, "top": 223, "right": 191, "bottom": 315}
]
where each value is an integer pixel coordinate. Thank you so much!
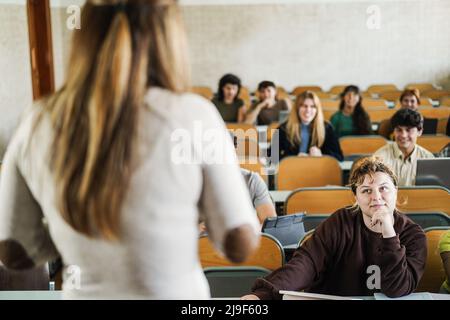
[
  {"left": 0, "top": 4, "right": 32, "bottom": 156},
  {"left": 0, "top": 0, "right": 449, "bottom": 156},
  {"left": 182, "top": 0, "right": 450, "bottom": 92},
  {"left": 40, "top": 0, "right": 450, "bottom": 92}
]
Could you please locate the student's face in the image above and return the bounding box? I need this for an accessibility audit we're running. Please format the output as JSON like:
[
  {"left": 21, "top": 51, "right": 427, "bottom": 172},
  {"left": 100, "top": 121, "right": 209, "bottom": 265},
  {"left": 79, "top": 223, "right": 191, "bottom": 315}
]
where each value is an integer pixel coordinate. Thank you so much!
[
  {"left": 344, "top": 91, "right": 360, "bottom": 111},
  {"left": 393, "top": 125, "right": 422, "bottom": 152},
  {"left": 355, "top": 172, "right": 397, "bottom": 218},
  {"left": 401, "top": 95, "right": 419, "bottom": 111},
  {"left": 298, "top": 98, "right": 317, "bottom": 125},
  {"left": 260, "top": 86, "right": 276, "bottom": 100},
  {"left": 222, "top": 83, "right": 239, "bottom": 101}
]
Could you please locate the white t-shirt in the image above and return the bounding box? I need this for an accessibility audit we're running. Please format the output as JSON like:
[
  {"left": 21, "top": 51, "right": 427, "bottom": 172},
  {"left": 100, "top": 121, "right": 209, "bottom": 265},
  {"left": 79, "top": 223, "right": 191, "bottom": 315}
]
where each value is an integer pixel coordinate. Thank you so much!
[{"left": 0, "top": 87, "right": 259, "bottom": 299}]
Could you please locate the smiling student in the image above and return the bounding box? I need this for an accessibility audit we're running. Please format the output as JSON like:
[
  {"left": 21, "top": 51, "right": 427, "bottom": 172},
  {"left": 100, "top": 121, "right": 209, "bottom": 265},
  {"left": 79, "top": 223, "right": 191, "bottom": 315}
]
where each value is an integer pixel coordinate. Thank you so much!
[
  {"left": 277, "top": 91, "right": 343, "bottom": 161},
  {"left": 379, "top": 88, "right": 438, "bottom": 138},
  {"left": 241, "top": 156, "right": 427, "bottom": 299},
  {"left": 374, "top": 108, "right": 434, "bottom": 186},
  {"left": 245, "top": 81, "right": 290, "bottom": 125}
]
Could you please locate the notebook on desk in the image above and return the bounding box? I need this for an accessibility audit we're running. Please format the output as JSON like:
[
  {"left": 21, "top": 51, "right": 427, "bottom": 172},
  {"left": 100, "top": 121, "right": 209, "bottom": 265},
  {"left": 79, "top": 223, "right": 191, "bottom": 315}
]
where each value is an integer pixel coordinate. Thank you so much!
[
  {"left": 374, "top": 292, "right": 433, "bottom": 300},
  {"left": 280, "top": 290, "right": 363, "bottom": 300}
]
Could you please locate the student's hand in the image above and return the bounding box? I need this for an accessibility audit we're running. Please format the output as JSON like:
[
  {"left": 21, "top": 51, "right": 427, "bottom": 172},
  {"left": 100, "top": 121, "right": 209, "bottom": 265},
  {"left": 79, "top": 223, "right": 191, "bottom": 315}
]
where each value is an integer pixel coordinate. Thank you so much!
[
  {"left": 257, "top": 101, "right": 268, "bottom": 110},
  {"left": 263, "top": 100, "right": 272, "bottom": 108},
  {"left": 370, "top": 207, "right": 395, "bottom": 238},
  {"left": 241, "top": 294, "right": 260, "bottom": 300},
  {"left": 198, "top": 222, "right": 207, "bottom": 233},
  {"left": 309, "top": 146, "right": 322, "bottom": 157}
]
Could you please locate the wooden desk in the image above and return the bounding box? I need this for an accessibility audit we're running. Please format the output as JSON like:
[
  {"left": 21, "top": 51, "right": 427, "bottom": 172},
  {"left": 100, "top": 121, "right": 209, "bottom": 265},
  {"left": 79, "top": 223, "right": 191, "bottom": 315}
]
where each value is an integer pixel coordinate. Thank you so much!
[{"left": 0, "top": 290, "right": 62, "bottom": 300}]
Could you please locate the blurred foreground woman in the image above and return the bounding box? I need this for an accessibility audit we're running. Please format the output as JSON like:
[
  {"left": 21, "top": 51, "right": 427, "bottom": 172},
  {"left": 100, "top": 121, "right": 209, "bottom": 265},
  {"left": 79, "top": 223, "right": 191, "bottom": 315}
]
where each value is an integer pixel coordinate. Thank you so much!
[{"left": 0, "top": 0, "right": 259, "bottom": 299}]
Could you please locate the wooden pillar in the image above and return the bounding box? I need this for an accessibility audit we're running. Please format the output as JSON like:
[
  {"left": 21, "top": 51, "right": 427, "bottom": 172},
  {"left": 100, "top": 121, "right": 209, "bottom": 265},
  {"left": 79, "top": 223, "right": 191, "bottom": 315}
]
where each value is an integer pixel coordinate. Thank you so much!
[{"left": 27, "top": 0, "right": 55, "bottom": 100}]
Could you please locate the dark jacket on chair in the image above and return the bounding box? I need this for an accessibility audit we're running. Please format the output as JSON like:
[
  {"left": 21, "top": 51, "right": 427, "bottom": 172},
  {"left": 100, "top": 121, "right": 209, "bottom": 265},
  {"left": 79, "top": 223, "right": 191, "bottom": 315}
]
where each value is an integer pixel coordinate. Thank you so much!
[{"left": 275, "top": 122, "right": 343, "bottom": 161}]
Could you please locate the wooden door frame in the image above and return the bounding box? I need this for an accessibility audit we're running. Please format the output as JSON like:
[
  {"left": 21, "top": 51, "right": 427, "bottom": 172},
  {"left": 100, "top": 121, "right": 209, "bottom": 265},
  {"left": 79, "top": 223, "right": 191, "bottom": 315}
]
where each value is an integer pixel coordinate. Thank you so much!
[{"left": 27, "top": 0, "right": 55, "bottom": 100}]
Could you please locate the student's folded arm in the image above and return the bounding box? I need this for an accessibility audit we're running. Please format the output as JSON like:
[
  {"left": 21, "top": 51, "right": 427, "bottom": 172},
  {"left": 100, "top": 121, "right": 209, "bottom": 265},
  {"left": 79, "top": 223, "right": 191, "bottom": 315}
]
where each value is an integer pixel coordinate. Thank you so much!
[
  {"left": 378, "top": 224, "right": 427, "bottom": 297},
  {"left": 0, "top": 123, "right": 59, "bottom": 270},
  {"left": 243, "top": 103, "right": 262, "bottom": 125},
  {"left": 237, "top": 104, "right": 247, "bottom": 123},
  {"left": 250, "top": 222, "right": 335, "bottom": 300},
  {"left": 250, "top": 170, "right": 276, "bottom": 225}
]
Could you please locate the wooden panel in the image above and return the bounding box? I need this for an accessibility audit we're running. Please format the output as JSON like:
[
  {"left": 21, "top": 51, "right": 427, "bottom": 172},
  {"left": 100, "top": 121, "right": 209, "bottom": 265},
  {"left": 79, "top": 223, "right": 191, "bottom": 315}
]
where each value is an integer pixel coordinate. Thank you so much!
[
  {"left": 367, "top": 84, "right": 398, "bottom": 94},
  {"left": 406, "top": 83, "right": 436, "bottom": 92},
  {"left": 417, "top": 135, "right": 450, "bottom": 153},
  {"left": 339, "top": 135, "right": 388, "bottom": 156},
  {"left": 277, "top": 156, "right": 342, "bottom": 190},
  {"left": 416, "top": 228, "right": 449, "bottom": 293},
  {"left": 286, "top": 187, "right": 450, "bottom": 215},
  {"left": 367, "top": 109, "right": 397, "bottom": 123},
  {"left": 199, "top": 234, "right": 284, "bottom": 270},
  {"left": 190, "top": 86, "right": 213, "bottom": 100},
  {"left": 286, "top": 188, "right": 354, "bottom": 215},
  {"left": 328, "top": 85, "right": 350, "bottom": 95},
  {"left": 27, "top": 0, "right": 55, "bottom": 100},
  {"left": 292, "top": 86, "right": 323, "bottom": 96},
  {"left": 419, "top": 107, "right": 450, "bottom": 119},
  {"left": 437, "top": 118, "right": 448, "bottom": 135},
  {"left": 397, "top": 188, "right": 450, "bottom": 215},
  {"left": 379, "top": 90, "right": 402, "bottom": 102},
  {"left": 362, "top": 98, "right": 389, "bottom": 109}
]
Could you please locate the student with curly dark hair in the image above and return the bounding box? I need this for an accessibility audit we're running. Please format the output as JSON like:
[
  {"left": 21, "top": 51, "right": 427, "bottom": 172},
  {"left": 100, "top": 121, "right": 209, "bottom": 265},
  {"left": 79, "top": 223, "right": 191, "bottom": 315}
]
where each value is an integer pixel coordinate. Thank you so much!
[
  {"left": 212, "top": 73, "right": 246, "bottom": 123},
  {"left": 374, "top": 108, "right": 434, "bottom": 186}
]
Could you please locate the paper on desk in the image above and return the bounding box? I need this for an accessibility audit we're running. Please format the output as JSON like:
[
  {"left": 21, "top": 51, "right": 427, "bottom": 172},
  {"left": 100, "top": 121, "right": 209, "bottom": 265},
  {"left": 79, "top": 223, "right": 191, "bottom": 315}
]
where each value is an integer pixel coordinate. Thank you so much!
[
  {"left": 280, "top": 290, "right": 363, "bottom": 300},
  {"left": 374, "top": 292, "right": 433, "bottom": 300}
]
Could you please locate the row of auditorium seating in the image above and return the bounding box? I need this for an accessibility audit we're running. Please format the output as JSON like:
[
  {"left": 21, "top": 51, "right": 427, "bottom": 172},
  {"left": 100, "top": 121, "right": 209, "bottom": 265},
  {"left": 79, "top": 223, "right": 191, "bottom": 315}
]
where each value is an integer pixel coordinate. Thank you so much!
[
  {"left": 284, "top": 186, "right": 450, "bottom": 215},
  {"left": 191, "top": 83, "right": 450, "bottom": 108},
  {"left": 237, "top": 132, "right": 448, "bottom": 156}
]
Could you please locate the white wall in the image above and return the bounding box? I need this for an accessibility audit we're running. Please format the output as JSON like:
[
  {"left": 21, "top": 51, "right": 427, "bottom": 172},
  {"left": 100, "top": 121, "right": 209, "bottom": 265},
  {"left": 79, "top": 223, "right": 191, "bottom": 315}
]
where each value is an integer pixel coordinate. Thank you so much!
[
  {"left": 0, "top": 0, "right": 449, "bottom": 155},
  {"left": 0, "top": 4, "right": 32, "bottom": 156},
  {"left": 181, "top": 0, "right": 450, "bottom": 92}
]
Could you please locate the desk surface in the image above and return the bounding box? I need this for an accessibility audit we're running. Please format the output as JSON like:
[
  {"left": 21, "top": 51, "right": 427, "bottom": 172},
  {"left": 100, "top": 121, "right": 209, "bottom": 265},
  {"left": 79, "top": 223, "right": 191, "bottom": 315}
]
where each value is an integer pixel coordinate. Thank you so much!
[
  {"left": 0, "top": 290, "right": 448, "bottom": 300},
  {"left": 270, "top": 190, "right": 292, "bottom": 203},
  {"left": 0, "top": 290, "right": 62, "bottom": 300},
  {"left": 264, "top": 160, "right": 353, "bottom": 174}
]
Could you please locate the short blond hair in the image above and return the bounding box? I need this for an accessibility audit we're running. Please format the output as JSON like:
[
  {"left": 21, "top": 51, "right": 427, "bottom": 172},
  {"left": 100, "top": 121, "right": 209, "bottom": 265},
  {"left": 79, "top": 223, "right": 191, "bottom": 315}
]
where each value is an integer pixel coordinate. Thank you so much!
[{"left": 348, "top": 156, "right": 398, "bottom": 194}]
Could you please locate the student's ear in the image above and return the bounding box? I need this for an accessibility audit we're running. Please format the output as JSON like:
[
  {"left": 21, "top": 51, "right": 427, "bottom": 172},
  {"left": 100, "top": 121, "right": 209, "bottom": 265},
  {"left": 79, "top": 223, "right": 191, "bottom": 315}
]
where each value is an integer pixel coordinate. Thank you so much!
[{"left": 417, "top": 128, "right": 423, "bottom": 137}]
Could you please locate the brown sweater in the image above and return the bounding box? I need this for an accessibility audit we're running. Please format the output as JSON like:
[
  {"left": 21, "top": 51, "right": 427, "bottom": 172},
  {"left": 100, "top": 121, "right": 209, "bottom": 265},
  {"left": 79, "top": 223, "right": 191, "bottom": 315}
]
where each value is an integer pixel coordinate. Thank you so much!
[
  {"left": 251, "top": 99, "right": 289, "bottom": 125},
  {"left": 252, "top": 207, "right": 427, "bottom": 299}
]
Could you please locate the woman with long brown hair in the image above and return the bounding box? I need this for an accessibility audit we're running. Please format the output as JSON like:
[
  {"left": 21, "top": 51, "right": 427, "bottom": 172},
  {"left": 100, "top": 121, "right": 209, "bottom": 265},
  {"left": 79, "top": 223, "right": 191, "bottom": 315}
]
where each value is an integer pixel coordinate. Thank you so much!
[
  {"left": 0, "top": 0, "right": 259, "bottom": 299},
  {"left": 330, "top": 85, "right": 372, "bottom": 138},
  {"left": 277, "top": 91, "right": 343, "bottom": 161}
]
